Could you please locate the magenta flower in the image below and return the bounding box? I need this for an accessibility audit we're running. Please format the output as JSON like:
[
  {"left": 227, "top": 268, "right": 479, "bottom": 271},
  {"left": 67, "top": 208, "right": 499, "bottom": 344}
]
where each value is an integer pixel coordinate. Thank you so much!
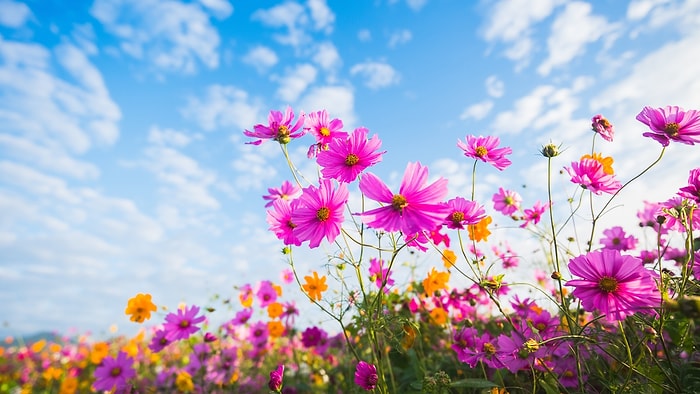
[
  {"left": 92, "top": 351, "right": 136, "bottom": 392},
  {"left": 317, "top": 127, "right": 385, "bottom": 183},
  {"left": 452, "top": 327, "right": 504, "bottom": 369},
  {"left": 637, "top": 200, "right": 665, "bottom": 233},
  {"left": 520, "top": 201, "right": 548, "bottom": 228},
  {"left": 248, "top": 320, "right": 269, "bottom": 348},
  {"left": 492, "top": 187, "right": 522, "bottom": 216},
  {"left": 354, "top": 361, "right": 379, "bottom": 391},
  {"left": 368, "top": 257, "right": 394, "bottom": 292},
  {"left": 267, "top": 199, "right": 302, "bottom": 246},
  {"left": 268, "top": 364, "right": 285, "bottom": 392},
  {"left": 148, "top": 329, "right": 170, "bottom": 353},
  {"left": 358, "top": 162, "right": 449, "bottom": 235},
  {"left": 636, "top": 105, "right": 700, "bottom": 146},
  {"left": 591, "top": 114, "right": 614, "bottom": 142},
  {"left": 163, "top": 305, "right": 206, "bottom": 341},
  {"left": 444, "top": 197, "right": 486, "bottom": 230},
  {"left": 678, "top": 168, "right": 700, "bottom": 203},
  {"left": 263, "top": 180, "right": 301, "bottom": 208},
  {"left": 566, "top": 158, "right": 621, "bottom": 195},
  {"left": 305, "top": 109, "right": 347, "bottom": 157},
  {"left": 600, "top": 226, "right": 638, "bottom": 251},
  {"left": 292, "top": 179, "right": 349, "bottom": 248},
  {"left": 457, "top": 135, "right": 512, "bottom": 171},
  {"left": 256, "top": 280, "right": 278, "bottom": 308},
  {"left": 567, "top": 250, "right": 661, "bottom": 322},
  {"left": 301, "top": 326, "right": 327, "bottom": 348},
  {"left": 244, "top": 106, "right": 306, "bottom": 145}
]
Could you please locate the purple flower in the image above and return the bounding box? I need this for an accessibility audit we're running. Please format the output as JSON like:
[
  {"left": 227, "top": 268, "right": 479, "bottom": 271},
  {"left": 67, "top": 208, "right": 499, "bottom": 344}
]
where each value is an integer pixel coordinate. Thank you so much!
[
  {"left": 263, "top": 180, "right": 301, "bottom": 208},
  {"left": 268, "top": 364, "right": 285, "bottom": 392},
  {"left": 163, "top": 305, "right": 206, "bottom": 341},
  {"left": 444, "top": 197, "right": 486, "bottom": 230},
  {"left": 256, "top": 280, "right": 278, "bottom": 308},
  {"left": 591, "top": 114, "right": 614, "bottom": 142},
  {"left": 148, "top": 329, "right": 170, "bottom": 353},
  {"left": 566, "top": 250, "right": 661, "bottom": 322},
  {"left": 292, "top": 179, "right": 349, "bottom": 248},
  {"left": 244, "top": 107, "right": 306, "bottom": 145},
  {"left": 600, "top": 226, "right": 638, "bottom": 251},
  {"left": 457, "top": 135, "right": 512, "bottom": 171},
  {"left": 92, "top": 351, "right": 136, "bottom": 392},
  {"left": 267, "top": 199, "right": 302, "bottom": 246},
  {"left": 358, "top": 162, "right": 449, "bottom": 235},
  {"left": 317, "top": 126, "right": 385, "bottom": 183},
  {"left": 636, "top": 105, "right": 700, "bottom": 146},
  {"left": 354, "top": 361, "right": 379, "bottom": 391},
  {"left": 492, "top": 187, "right": 522, "bottom": 216},
  {"left": 301, "top": 326, "right": 327, "bottom": 348},
  {"left": 679, "top": 168, "right": 700, "bottom": 203}
]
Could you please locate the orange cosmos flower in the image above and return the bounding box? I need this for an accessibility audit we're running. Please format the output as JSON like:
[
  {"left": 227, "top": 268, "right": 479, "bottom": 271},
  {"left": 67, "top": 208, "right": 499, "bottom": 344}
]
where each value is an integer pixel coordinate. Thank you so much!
[
  {"left": 581, "top": 153, "right": 614, "bottom": 175},
  {"left": 125, "top": 293, "right": 157, "bottom": 323},
  {"left": 302, "top": 271, "right": 328, "bottom": 302},
  {"left": 468, "top": 216, "right": 492, "bottom": 242},
  {"left": 422, "top": 268, "right": 450, "bottom": 295},
  {"left": 442, "top": 249, "right": 457, "bottom": 268}
]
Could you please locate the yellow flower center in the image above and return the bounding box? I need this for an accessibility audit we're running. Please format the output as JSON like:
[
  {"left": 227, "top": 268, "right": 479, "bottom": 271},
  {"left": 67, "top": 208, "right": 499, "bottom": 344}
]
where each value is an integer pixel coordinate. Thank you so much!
[
  {"left": 475, "top": 146, "right": 488, "bottom": 157},
  {"left": 449, "top": 211, "right": 464, "bottom": 226},
  {"left": 345, "top": 154, "right": 359, "bottom": 166},
  {"left": 664, "top": 122, "right": 679, "bottom": 137},
  {"left": 504, "top": 196, "right": 513, "bottom": 205},
  {"left": 598, "top": 276, "right": 619, "bottom": 293},
  {"left": 276, "top": 125, "right": 290, "bottom": 144},
  {"left": 391, "top": 194, "right": 408, "bottom": 212},
  {"left": 316, "top": 207, "right": 330, "bottom": 221},
  {"left": 179, "top": 320, "right": 190, "bottom": 329},
  {"left": 482, "top": 342, "right": 496, "bottom": 355},
  {"left": 110, "top": 367, "right": 122, "bottom": 377},
  {"left": 319, "top": 127, "right": 330, "bottom": 136},
  {"left": 287, "top": 220, "right": 296, "bottom": 229}
]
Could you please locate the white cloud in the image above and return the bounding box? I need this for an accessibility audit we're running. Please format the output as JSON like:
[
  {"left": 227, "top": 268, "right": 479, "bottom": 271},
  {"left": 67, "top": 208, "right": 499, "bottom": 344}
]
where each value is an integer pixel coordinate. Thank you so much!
[
  {"left": 198, "top": 0, "right": 233, "bottom": 19},
  {"left": 0, "top": 161, "right": 81, "bottom": 204},
  {"left": 0, "top": 0, "right": 32, "bottom": 28},
  {"left": 388, "top": 29, "right": 412, "bottom": 48},
  {"left": 537, "top": 2, "right": 614, "bottom": 76},
  {"left": 481, "top": 0, "right": 562, "bottom": 65},
  {"left": 485, "top": 75, "right": 504, "bottom": 98},
  {"left": 252, "top": 2, "right": 310, "bottom": 48},
  {"left": 350, "top": 61, "right": 400, "bottom": 90},
  {"left": 274, "top": 63, "right": 318, "bottom": 103},
  {"left": 358, "top": 29, "right": 371, "bottom": 42},
  {"left": 182, "top": 84, "right": 262, "bottom": 132},
  {"left": 460, "top": 100, "right": 494, "bottom": 121},
  {"left": 90, "top": 0, "right": 221, "bottom": 74},
  {"left": 313, "top": 41, "right": 340, "bottom": 70},
  {"left": 0, "top": 134, "right": 100, "bottom": 179},
  {"left": 242, "top": 45, "right": 279, "bottom": 73},
  {"left": 298, "top": 85, "right": 356, "bottom": 130},
  {"left": 148, "top": 126, "right": 196, "bottom": 147},
  {"left": 627, "top": 0, "right": 700, "bottom": 36},
  {"left": 307, "top": 0, "right": 335, "bottom": 33},
  {"left": 232, "top": 151, "right": 279, "bottom": 191},
  {"left": 627, "top": 0, "right": 671, "bottom": 20},
  {"left": 406, "top": 0, "right": 428, "bottom": 11}
]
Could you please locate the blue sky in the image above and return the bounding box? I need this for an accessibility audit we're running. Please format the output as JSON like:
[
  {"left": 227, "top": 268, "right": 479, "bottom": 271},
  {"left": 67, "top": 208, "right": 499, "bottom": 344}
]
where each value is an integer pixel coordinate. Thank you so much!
[{"left": 1, "top": 0, "right": 699, "bottom": 338}]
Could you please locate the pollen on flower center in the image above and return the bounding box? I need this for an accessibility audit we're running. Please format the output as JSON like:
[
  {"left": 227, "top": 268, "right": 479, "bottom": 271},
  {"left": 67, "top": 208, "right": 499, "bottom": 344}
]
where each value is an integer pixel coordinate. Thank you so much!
[
  {"left": 475, "top": 146, "right": 488, "bottom": 157},
  {"left": 345, "top": 153, "right": 359, "bottom": 166},
  {"left": 277, "top": 125, "right": 289, "bottom": 137},
  {"left": 316, "top": 207, "right": 330, "bottom": 221},
  {"left": 287, "top": 220, "right": 296, "bottom": 229},
  {"left": 598, "top": 276, "right": 619, "bottom": 293},
  {"left": 391, "top": 194, "right": 408, "bottom": 212},
  {"left": 482, "top": 342, "right": 496, "bottom": 355},
  {"left": 449, "top": 211, "right": 464, "bottom": 225},
  {"left": 179, "top": 320, "right": 191, "bottom": 329},
  {"left": 110, "top": 367, "right": 122, "bottom": 377},
  {"left": 320, "top": 127, "right": 330, "bottom": 136},
  {"left": 664, "top": 122, "right": 679, "bottom": 137}
]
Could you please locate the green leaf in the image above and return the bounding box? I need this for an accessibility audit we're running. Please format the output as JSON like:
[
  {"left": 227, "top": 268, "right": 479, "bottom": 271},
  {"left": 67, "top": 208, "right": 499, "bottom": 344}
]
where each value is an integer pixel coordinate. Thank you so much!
[
  {"left": 538, "top": 378, "right": 560, "bottom": 394},
  {"left": 449, "top": 378, "right": 498, "bottom": 388}
]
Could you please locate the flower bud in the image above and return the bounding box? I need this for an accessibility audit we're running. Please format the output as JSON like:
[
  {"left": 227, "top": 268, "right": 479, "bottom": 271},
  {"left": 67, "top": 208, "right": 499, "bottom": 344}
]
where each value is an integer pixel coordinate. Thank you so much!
[{"left": 541, "top": 143, "right": 560, "bottom": 158}]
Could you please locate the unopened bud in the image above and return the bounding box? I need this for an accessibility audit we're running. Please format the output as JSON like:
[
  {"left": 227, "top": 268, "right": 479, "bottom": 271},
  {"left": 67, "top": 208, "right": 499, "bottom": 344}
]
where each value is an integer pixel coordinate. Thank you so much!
[
  {"left": 541, "top": 143, "right": 560, "bottom": 158},
  {"left": 551, "top": 271, "right": 562, "bottom": 280}
]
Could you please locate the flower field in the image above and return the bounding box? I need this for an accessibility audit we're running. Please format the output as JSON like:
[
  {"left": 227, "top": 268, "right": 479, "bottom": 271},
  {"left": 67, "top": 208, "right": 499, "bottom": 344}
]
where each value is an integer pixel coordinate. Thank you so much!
[{"left": 2, "top": 106, "right": 700, "bottom": 393}]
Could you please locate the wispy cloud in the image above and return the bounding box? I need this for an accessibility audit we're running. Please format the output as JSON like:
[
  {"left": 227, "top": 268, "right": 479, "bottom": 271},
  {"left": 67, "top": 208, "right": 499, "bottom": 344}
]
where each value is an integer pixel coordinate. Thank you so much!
[
  {"left": 388, "top": 29, "right": 412, "bottom": 48},
  {"left": 181, "top": 85, "right": 262, "bottom": 132},
  {"left": 242, "top": 45, "right": 279, "bottom": 73},
  {"left": 460, "top": 100, "right": 494, "bottom": 121},
  {"left": 0, "top": 0, "right": 32, "bottom": 28},
  {"left": 350, "top": 61, "right": 400, "bottom": 90},
  {"left": 274, "top": 63, "right": 318, "bottom": 102}
]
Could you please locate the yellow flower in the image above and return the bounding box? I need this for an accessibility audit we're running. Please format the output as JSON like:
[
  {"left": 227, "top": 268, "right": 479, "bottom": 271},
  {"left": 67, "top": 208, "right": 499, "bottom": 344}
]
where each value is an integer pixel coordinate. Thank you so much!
[
  {"left": 468, "top": 216, "right": 492, "bottom": 242},
  {"left": 124, "top": 293, "right": 157, "bottom": 323},
  {"left": 429, "top": 307, "right": 448, "bottom": 325},
  {"left": 90, "top": 342, "right": 109, "bottom": 364},
  {"left": 268, "top": 320, "right": 285, "bottom": 337},
  {"left": 267, "top": 302, "right": 284, "bottom": 319},
  {"left": 30, "top": 339, "right": 46, "bottom": 353},
  {"left": 175, "top": 371, "right": 194, "bottom": 392},
  {"left": 581, "top": 153, "right": 614, "bottom": 175},
  {"left": 302, "top": 271, "right": 328, "bottom": 302},
  {"left": 59, "top": 376, "right": 78, "bottom": 394},
  {"left": 422, "top": 268, "right": 450, "bottom": 295},
  {"left": 42, "top": 366, "right": 62, "bottom": 381},
  {"left": 441, "top": 249, "right": 457, "bottom": 268}
]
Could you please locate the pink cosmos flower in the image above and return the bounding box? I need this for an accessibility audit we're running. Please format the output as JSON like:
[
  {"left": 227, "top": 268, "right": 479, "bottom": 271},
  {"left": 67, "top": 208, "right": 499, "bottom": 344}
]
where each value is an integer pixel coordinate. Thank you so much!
[
  {"left": 457, "top": 135, "right": 512, "bottom": 171},
  {"left": 248, "top": 320, "right": 269, "bottom": 348},
  {"left": 566, "top": 158, "right": 621, "bottom": 195},
  {"left": 281, "top": 268, "right": 294, "bottom": 284},
  {"left": 354, "top": 361, "right": 379, "bottom": 391},
  {"left": 163, "top": 305, "right": 206, "bottom": 341},
  {"left": 267, "top": 199, "right": 302, "bottom": 246},
  {"left": 263, "top": 180, "right": 301, "bottom": 208},
  {"left": 317, "top": 127, "right": 385, "bottom": 183},
  {"left": 444, "top": 197, "right": 486, "bottom": 229},
  {"left": 636, "top": 105, "right": 700, "bottom": 146},
  {"left": 567, "top": 250, "right": 661, "bottom": 322},
  {"left": 358, "top": 162, "right": 449, "bottom": 235},
  {"left": 591, "top": 114, "right": 614, "bottom": 142},
  {"left": 244, "top": 107, "right": 306, "bottom": 145},
  {"left": 305, "top": 110, "right": 347, "bottom": 157},
  {"left": 520, "top": 201, "right": 548, "bottom": 228},
  {"left": 368, "top": 257, "right": 394, "bottom": 292},
  {"left": 452, "top": 327, "right": 504, "bottom": 369},
  {"left": 92, "top": 351, "right": 136, "bottom": 392},
  {"left": 678, "top": 168, "right": 700, "bottom": 203},
  {"left": 268, "top": 364, "right": 285, "bottom": 392},
  {"left": 660, "top": 196, "right": 691, "bottom": 232},
  {"left": 256, "top": 280, "right": 278, "bottom": 308},
  {"left": 637, "top": 200, "right": 666, "bottom": 233},
  {"left": 292, "top": 179, "right": 349, "bottom": 248},
  {"left": 492, "top": 187, "right": 522, "bottom": 216},
  {"left": 600, "top": 226, "right": 638, "bottom": 251}
]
